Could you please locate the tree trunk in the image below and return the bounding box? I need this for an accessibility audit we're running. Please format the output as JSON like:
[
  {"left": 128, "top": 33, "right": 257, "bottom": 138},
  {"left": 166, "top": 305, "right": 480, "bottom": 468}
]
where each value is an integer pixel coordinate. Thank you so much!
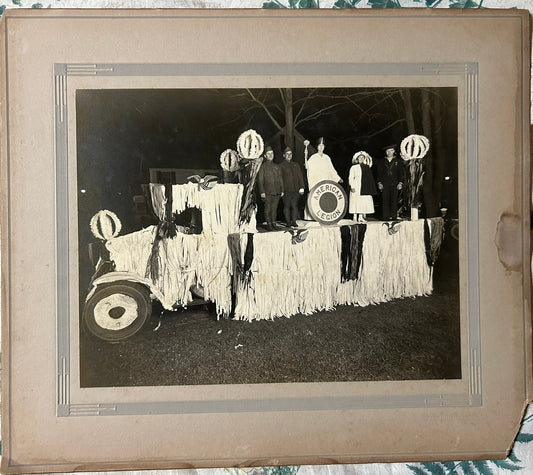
[
  {"left": 401, "top": 89, "right": 416, "bottom": 134},
  {"left": 430, "top": 93, "right": 445, "bottom": 216},
  {"left": 283, "top": 88, "right": 295, "bottom": 151},
  {"left": 421, "top": 89, "right": 438, "bottom": 217}
]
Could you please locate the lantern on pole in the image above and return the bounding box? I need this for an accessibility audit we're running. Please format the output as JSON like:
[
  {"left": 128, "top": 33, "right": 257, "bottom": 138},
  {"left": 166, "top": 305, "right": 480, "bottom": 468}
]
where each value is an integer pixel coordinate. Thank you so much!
[
  {"left": 400, "top": 134, "right": 430, "bottom": 161},
  {"left": 236, "top": 129, "right": 265, "bottom": 224},
  {"left": 220, "top": 149, "right": 240, "bottom": 172},
  {"left": 400, "top": 134, "right": 430, "bottom": 220},
  {"left": 90, "top": 210, "right": 122, "bottom": 241},
  {"left": 237, "top": 129, "right": 264, "bottom": 160}
]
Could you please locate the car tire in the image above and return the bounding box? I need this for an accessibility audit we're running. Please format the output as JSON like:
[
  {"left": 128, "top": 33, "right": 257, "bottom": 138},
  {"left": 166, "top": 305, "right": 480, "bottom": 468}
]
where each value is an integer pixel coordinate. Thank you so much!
[{"left": 83, "top": 281, "right": 152, "bottom": 342}]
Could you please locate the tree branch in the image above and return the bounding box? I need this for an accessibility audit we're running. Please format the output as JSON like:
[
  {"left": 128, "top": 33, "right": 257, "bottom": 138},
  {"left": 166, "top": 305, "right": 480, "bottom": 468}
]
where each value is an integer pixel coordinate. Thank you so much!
[
  {"left": 279, "top": 88, "right": 286, "bottom": 105},
  {"left": 245, "top": 88, "right": 284, "bottom": 132},
  {"left": 358, "top": 119, "right": 407, "bottom": 140},
  {"left": 294, "top": 92, "right": 314, "bottom": 123},
  {"left": 295, "top": 101, "right": 354, "bottom": 127}
]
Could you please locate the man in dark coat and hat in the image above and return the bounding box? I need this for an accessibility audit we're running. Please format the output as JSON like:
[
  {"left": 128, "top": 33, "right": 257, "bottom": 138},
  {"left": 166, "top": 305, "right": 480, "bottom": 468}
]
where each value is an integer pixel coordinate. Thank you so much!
[
  {"left": 257, "top": 145, "right": 284, "bottom": 231},
  {"left": 376, "top": 144, "right": 405, "bottom": 220},
  {"left": 279, "top": 146, "right": 305, "bottom": 227}
]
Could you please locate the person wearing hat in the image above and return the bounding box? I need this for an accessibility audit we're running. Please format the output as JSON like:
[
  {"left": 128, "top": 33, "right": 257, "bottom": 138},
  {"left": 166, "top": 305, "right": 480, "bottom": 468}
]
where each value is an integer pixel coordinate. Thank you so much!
[
  {"left": 279, "top": 146, "right": 305, "bottom": 227},
  {"left": 376, "top": 144, "right": 405, "bottom": 220},
  {"left": 305, "top": 137, "right": 342, "bottom": 190},
  {"left": 257, "top": 145, "right": 284, "bottom": 231},
  {"left": 349, "top": 151, "right": 377, "bottom": 223}
]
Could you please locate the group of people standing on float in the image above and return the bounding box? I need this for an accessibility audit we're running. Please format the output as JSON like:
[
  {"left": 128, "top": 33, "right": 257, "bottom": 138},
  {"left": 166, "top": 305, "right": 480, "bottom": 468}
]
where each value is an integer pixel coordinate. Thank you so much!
[
  {"left": 256, "top": 137, "right": 406, "bottom": 230},
  {"left": 256, "top": 145, "right": 305, "bottom": 231}
]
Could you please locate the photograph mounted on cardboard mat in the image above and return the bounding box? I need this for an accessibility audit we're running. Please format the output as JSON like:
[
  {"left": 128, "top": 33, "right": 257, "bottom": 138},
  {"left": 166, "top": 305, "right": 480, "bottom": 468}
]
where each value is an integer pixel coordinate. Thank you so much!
[{"left": 76, "top": 86, "right": 460, "bottom": 387}]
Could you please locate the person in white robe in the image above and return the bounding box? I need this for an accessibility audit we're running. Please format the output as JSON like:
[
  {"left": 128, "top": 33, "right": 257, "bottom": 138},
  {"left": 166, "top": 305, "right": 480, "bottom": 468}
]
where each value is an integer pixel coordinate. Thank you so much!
[{"left": 305, "top": 137, "right": 342, "bottom": 189}]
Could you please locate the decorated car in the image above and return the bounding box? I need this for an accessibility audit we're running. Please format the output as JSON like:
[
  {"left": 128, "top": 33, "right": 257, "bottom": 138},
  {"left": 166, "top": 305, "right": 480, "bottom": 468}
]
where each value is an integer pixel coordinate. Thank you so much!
[{"left": 82, "top": 132, "right": 444, "bottom": 341}]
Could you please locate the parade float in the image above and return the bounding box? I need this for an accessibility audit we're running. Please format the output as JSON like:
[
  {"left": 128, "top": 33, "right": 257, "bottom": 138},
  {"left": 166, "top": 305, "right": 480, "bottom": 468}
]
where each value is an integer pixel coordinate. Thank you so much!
[{"left": 83, "top": 131, "right": 444, "bottom": 341}]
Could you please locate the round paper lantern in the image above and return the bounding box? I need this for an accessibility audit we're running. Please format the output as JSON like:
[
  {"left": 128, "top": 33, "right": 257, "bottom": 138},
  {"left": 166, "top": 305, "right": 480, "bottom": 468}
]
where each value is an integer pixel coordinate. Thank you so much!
[
  {"left": 237, "top": 129, "right": 264, "bottom": 159},
  {"left": 90, "top": 210, "right": 122, "bottom": 241},
  {"left": 220, "top": 149, "right": 240, "bottom": 172},
  {"left": 400, "top": 134, "right": 430, "bottom": 161}
]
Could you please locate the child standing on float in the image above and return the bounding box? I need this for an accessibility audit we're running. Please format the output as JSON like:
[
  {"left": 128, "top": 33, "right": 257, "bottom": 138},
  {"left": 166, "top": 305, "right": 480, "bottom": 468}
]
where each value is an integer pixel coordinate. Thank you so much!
[{"left": 348, "top": 151, "right": 377, "bottom": 223}]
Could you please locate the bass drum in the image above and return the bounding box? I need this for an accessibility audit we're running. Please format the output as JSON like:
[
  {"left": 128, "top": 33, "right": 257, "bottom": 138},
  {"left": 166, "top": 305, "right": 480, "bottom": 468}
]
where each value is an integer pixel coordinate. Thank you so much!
[
  {"left": 306, "top": 180, "right": 348, "bottom": 225},
  {"left": 83, "top": 281, "right": 152, "bottom": 342}
]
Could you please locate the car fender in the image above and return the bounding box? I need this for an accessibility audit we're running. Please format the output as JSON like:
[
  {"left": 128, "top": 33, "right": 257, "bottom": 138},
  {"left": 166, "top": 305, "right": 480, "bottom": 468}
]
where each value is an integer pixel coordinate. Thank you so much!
[{"left": 86, "top": 271, "right": 173, "bottom": 310}]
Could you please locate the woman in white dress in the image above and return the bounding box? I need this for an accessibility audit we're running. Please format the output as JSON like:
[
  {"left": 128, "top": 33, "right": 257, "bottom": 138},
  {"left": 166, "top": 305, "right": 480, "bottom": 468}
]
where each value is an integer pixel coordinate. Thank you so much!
[{"left": 349, "top": 151, "right": 377, "bottom": 223}]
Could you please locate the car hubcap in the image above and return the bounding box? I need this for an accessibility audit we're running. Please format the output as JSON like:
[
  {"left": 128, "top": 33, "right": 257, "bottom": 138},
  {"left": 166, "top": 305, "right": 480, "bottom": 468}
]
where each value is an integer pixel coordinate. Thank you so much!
[{"left": 94, "top": 294, "right": 139, "bottom": 330}]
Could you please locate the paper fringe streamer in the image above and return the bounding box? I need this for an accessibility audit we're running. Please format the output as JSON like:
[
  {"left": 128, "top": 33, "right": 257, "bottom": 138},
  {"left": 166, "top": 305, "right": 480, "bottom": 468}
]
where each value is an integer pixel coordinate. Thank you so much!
[
  {"left": 149, "top": 182, "right": 257, "bottom": 234},
  {"left": 336, "top": 220, "right": 432, "bottom": 308},
  {"left": 105, "top": 219, "right": 434, "bottom": 322},
  {"left": 149, "top": 184, "right": 167, "bottom": 221},
  {"left": 424, "top": 217, "right": 445, "bottom": 266},
  {"left": 106, "top": 227, "right": 233, "bottom": 317},
  {"left": 232, "top": 220, "right": 433, "bottom": 321}
]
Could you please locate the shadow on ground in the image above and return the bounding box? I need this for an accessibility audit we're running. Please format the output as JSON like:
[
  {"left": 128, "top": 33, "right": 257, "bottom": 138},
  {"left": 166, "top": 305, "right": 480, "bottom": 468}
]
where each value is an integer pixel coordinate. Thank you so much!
[{"left": 80, "top": 228, "right": 461, "bottom": 387}]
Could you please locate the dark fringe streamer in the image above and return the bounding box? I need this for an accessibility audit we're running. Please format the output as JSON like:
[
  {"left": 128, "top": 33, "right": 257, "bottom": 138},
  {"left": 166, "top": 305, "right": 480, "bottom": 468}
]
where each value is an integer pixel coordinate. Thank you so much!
[
  {"left": 243, "top": 233, "right": 254, "bottom": 275},
  {"left": 145, "top": 219, "right": 179, "bottom": 283},
  {"left": 228, "top": 233, "right": 254, "bottom": 289},
  {"left": 340, "top": 226, "right": 352, "bottom": 282},
  {"left": 424, "top": 217, "right": 445, "bottom": 266},
  {"left": 228, "top": 234, "right": 242, "bottom": 277},
  {"left": 240, "top": 233, "right": 254, "bottom": 288},
  {"left": 239, "top": 158, "right": 263, "bottom": 224},
  {"left": 145, "top": 234, "right": 163, "bottom": 283},
  {"left": 424, "top": 219, "right": 431, "bottom": 266},
  {"left": 144, "top": 182, "right": 181, "bottom": 282},
  {"left": 340, "top": 224, "right": 367, "bottom": 283},
  {"left": 350, "top": 223, "right": 366, "bottom": 281}
]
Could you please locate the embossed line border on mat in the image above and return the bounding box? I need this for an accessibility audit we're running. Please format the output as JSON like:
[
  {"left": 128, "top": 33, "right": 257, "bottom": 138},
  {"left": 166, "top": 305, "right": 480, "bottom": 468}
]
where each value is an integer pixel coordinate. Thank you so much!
[{"left": 54, "top": 62, "right": 479, "bottom": 417}]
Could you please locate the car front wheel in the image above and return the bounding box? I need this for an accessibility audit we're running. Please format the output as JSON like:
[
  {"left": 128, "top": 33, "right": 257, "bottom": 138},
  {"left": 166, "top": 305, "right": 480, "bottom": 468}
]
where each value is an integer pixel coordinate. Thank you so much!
[{"left": 83, "top": 281, "right": 152, "bottom": 342}]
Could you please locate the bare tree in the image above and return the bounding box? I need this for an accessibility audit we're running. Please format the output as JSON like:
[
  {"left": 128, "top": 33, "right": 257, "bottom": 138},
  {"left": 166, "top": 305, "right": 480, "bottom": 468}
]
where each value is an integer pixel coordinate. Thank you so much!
[
  {"left": 236, "top": 87, "right": 411, "bottom": 149},
  {"left": 217, "top": 87, "right": 455, "bottom": 217}
]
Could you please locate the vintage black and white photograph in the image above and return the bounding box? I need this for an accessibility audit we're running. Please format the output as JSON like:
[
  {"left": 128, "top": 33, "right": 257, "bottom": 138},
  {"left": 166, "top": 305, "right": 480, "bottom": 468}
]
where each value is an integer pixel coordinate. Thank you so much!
[{"left": 76, "top": 87, "right": 460, "bottom": 387}]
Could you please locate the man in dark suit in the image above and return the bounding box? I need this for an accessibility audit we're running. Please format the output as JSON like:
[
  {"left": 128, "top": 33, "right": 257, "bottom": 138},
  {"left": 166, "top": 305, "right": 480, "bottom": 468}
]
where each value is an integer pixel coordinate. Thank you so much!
[
  {"left": 279, "top": 146, "right": 305, "bottom": 227},
  {"left": 376, "top": 145, "right": 405, "bottom": 220},
  {"left": 257, "top": 146, "right": 284, "bottom": 231}
]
